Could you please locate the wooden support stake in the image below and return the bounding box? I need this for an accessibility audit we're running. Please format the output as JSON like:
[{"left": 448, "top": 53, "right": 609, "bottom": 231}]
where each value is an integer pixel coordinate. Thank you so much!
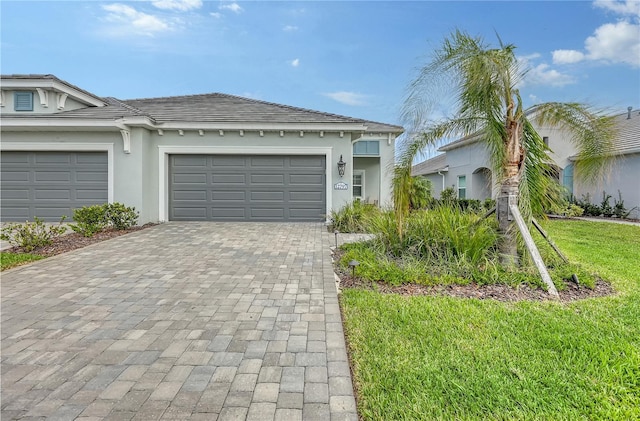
[
  {"left": 531, "top": 218, "right": 568, "bottom": 263},
  {"left": 509, "top": 201, "right": 559, "bottom": 298}
]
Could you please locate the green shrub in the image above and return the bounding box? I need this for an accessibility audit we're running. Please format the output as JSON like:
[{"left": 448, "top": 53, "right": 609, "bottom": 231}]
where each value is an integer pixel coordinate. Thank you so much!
[
  {"left": 330, "top": 200, "right": 380, "bottom": 233},
  {"left": 409, "top": 176, "right": 433, "bottom": 210},
  {"left": 574, "top": 194, "right": 601, "bottom": 216},
  {"left": 70, "top": 202, "right": 139, "bottom": 237},
  {"left": 0, "top": 217, "right": 67, "bottom": 252},
  {"left": 70, "top": 204, "right": 109, "bottom": 237},
  {"left": 105, "top": 203, "right": 139, "bottom": 230},
  {"left": 401, "top": 206, "right": 499, "bottom": 265},
  {"left": 440, "top": 186, "right": 457, "bottom": 204},
  {"left": 550, "top": 202, "right": 584, "bottom": 217}
]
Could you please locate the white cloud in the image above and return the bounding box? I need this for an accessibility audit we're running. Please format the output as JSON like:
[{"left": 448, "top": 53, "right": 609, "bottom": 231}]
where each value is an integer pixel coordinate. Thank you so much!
[
  {"left": 290, "top": 58, "right": 300, "bottom": 67},
  {"left": 518, "top": 56, "right": 575, "bottom": 87},
  {"left": 526, "top": 63, "right": 575, "bottom": 87},
  {"left": 219, "top": 2, "right": 243, "bottom": 14},
  {"left": 210, "top": 12, "right": 222, "bottom": 18},
  {"left": 552, "top": 49, "right": 586, "bottom": 64},
  {"left": 551, "top": 1, "right": 640, "bottom": 68},
  {"left": 323, "top": 91, "right": 368, "bottom": 106},
  {"left": 102, "top": 4, "right": 171, "bottom": 36},
  {"left": 584, "top": 20, "right": 640, "bottom": 66},
  {"left": 593, "top": 0, "right": 640, "bottom": 16},
  {"left": 152, "top": 0, "right": 202, "bottom": 11},
  {"left": 283, "top": 25, "right": 298, "bottom": 32}
]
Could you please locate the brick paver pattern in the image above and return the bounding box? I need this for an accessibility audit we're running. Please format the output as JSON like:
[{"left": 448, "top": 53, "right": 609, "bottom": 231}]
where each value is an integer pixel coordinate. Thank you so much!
[{"left": 1, "top": 222, "right": 358, "bottom": 421}]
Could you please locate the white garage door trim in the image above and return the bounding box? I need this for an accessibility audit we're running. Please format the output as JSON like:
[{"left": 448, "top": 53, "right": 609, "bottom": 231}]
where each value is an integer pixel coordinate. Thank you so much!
[
  {"left": 158, "top": 146, "right": 333, "bottom": 222},
  {"left": 0, "top": 142, "right": 114, "bottom": 203}
]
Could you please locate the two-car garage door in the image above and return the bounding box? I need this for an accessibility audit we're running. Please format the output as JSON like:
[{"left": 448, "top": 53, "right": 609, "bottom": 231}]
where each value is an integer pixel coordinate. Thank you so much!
[
  {"left": 1, "top": 151, "right": 108, "bottom": 222},
  {"left": 169, "top": 154, "right": 326, "bottom": 221}
]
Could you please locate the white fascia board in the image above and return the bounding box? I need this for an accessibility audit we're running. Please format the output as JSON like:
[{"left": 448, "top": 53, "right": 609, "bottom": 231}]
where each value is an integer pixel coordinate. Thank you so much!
[
  {"left": 568, "top": 147, "right": 640, "bottom": 161},
  {"left": 1, "top": 118, "right": 123, "bottom": 130},
  {"left": 1, "top": 79, "right": 106, "bottom": 107},
  {"left": 155, "top": 121, "right": 367, "bottom": 133}
]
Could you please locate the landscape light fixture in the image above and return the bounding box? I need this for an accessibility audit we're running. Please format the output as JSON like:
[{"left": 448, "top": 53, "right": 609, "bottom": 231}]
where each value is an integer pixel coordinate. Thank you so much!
[
  {"left": 348, "top": 259, "right": 359, "bottom": 278},
  {"left": 337, "top": 155, "right": 346, "bottom": 178},
  {"left": 334, "top": 230, "right": 339, "bottom": 248}
]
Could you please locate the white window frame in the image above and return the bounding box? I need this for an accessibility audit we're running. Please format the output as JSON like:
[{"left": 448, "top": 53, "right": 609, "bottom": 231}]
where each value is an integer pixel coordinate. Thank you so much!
[
  {"left": 457, "top": 175, "right": 466, "bottom": 199},
  {"left": 353, "top": 170, "right": 365, "bottom": 200}
]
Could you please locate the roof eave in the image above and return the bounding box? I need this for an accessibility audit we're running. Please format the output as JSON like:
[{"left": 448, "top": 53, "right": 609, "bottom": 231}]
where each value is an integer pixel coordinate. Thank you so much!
[
  {"left": 1, "top": 78, "right": 107, "bottom": 107},
  {"left": 154, "top": 121, "right": 370, "bottom": 133}
]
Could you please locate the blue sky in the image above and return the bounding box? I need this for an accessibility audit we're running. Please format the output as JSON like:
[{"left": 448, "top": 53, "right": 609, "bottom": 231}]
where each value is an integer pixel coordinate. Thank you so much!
[{"left": 2, "top": 0, "right": 639, "bottom": 127}]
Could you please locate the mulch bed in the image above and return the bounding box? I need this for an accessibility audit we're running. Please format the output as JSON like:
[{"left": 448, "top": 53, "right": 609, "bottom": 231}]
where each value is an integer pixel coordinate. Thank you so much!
[
  {"left": 4, "top": 224, "right": 156, "bottom": 257},
  {"left": 332, "top": 250, "right": 615, "bottom": 303}
]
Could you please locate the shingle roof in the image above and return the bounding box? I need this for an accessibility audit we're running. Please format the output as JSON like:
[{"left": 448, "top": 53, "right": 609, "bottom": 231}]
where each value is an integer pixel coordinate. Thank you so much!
[
  {"left": 122, "top": 93, "right": 403, "bottom": 131},
  {"left": 411, "top": 153, "right": 448, "bottom": 176},
  {"left": 1, "top": 74, "right": 403, "bottom": 132},
  {"left": 433, "top": 107, "right": 640, "bottom": 155},
  {"left": 609, "top": 109, "right": 640, "bottom": 154}
]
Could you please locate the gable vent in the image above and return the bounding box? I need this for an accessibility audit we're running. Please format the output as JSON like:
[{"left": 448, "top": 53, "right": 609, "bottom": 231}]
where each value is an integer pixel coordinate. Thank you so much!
[{"left": 14, "top": 91, "right": 34, "bottom": 111}]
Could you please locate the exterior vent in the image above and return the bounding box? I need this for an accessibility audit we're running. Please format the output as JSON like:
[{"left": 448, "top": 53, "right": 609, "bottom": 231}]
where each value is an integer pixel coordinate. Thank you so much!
[{"left": 14, "top": 91, "right": 34, "bottom": 111}]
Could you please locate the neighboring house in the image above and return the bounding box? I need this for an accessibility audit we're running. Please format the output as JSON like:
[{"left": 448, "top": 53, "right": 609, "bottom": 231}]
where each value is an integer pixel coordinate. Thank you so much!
[
  {"left": 412, "top": 107, "right": 640, "bottom": 219},
  {"left": 1, "top": 74, "right": 403, "bottom": 223}
]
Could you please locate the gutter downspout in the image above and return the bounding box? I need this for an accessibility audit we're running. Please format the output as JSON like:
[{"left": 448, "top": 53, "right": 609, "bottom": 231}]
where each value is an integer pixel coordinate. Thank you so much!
[{"left": 437, "top": 167, "right": 448, "bottom": 191}]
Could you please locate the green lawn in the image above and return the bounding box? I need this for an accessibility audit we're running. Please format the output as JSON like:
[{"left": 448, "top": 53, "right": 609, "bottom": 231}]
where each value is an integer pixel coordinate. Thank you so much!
[
  {"left": 340, "top": 219, "right": 640, "bottom": 420},
  {"left": 0, "top": 252, "right": 44, "bottom": 271}
]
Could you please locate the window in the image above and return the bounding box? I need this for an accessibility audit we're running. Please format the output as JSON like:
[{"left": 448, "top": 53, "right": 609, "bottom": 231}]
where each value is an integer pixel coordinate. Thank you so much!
[
  {"left": 457, "top": 175, "right": 466, "bottom": 199},
  {"left": 563, "top": 164, "right": 574, "bottom": 196},
  {"left": 14, "top": 91, "right": 33, "bottom": 111},
  {"left": 353, "top": 141, "right": 380, "bottom": 156},
  {"left": 353, "top": 170, "right": 365, "bottom": 199},
  {"left": 543, "top": 136, "right": 549, "bottom": 147}
]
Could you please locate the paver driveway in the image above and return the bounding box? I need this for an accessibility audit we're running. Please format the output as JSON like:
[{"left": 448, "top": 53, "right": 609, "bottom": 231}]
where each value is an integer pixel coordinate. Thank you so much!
[{"left": 1, "top": 222, "right": 357, "bottom": 421}]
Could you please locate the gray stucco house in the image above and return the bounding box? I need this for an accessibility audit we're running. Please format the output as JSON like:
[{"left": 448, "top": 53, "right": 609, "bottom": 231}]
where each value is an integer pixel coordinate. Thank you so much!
[
  {"left": 1, "top": 74, "right": 403, "bottom": 223},
  {"left": 412, "top": 107, "right": 640, "bottom": 219}
]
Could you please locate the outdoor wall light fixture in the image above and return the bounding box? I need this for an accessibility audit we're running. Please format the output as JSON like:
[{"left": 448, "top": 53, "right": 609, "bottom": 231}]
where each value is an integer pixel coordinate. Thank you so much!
[{"left": 337, "top": 155, "right": 346, "bottom": 178}]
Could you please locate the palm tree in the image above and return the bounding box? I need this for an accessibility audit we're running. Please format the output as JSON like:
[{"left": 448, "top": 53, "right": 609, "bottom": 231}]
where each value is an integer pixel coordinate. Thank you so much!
[{"left": 396, "top": 30, "right": 615, "bottom": 266}]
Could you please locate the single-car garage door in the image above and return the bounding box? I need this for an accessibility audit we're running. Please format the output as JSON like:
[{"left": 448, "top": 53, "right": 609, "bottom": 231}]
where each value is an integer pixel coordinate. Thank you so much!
[
  {"left": 169, "top": 154, "right": 326, "bottom": 221},
  {"left": 1, "top": 151, "right": 108, "bottom": 222}
]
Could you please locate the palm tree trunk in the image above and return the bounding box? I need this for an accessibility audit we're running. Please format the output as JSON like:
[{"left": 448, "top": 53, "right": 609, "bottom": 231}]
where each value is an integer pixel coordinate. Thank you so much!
[
  {"left": 498, "top": 118, "right": 522, "bottom": 267},
  {"left": 497, "top": 176, "right": 519, "bottom": 267}
]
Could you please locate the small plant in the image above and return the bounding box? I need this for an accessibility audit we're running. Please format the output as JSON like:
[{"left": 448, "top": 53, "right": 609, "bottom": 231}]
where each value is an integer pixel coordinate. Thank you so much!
[
  {"left": 105, "top": 203, "right": 139, "bottom": 230},
  {"left": 612, "top": 190, "right": 637, "bottom": 219},
  {"left": 70, "top": 202, "right": 139, "bottom": 237},
  {"left": 440, "top": 186, "right": 457, "bottom": 204},
  {"left": 573, "top": 193, "right": 601, "bottom": 216},
  {"left": 550, "top": 202, "right": 584, "bottom": 217},
  {"left": 0, "top": 217, "right": 67, "bottom": 252},
  {"left": 330, "top": 200, "right": 379, "bottom": 233},
  {"left": 409, "top": 176, "right": 433, "bottom": 210},
  {"left": 69, "top": 204, "right": 109, "bottom": 237},
  {"left": 600, "top": 191, "right": 614, "bottom": 217}
]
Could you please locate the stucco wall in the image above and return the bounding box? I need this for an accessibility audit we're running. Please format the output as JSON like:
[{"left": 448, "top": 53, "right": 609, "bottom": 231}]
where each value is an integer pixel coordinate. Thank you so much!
[
  {"left": 441, "top": 142, "right": 494, "bottom": 199},
  {"left": 574, "top": 153, "right": 640, "bottom": 219},
  {"left": 1, "top": 128, "right": 396, "bottom": 223},
  {"left": 353, "top": 157, "right": 381, "bottom": 204}
]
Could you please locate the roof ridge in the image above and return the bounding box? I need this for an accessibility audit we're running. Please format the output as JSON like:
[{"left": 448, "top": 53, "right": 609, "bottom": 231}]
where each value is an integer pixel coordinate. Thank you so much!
[
  {"left": 105, "top": 97, "right": 150, "bottom": 117},
  {"left": 124, "top": 92, "right": 365, "bottom": 123}
]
